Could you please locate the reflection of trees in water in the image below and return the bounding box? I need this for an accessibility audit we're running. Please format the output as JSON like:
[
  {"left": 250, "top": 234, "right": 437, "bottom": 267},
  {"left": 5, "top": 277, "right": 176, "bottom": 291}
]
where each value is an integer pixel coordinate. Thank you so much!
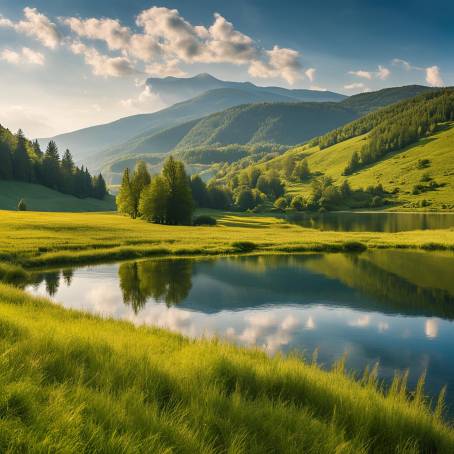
[
  {"left": 119, "top": 260, "right": 193, "bottom": 313},
  {"left": 345, "top": 255, "right": 454, "bottom": 319},
  {"left": 62, "top": 269, "right": 74, "bottom": 286},
  {"left": 44, "top": 272, "right": 60, "bottom": 296},
  {"left": 18, "top": 268, "right": 74, "bottom": 295}
]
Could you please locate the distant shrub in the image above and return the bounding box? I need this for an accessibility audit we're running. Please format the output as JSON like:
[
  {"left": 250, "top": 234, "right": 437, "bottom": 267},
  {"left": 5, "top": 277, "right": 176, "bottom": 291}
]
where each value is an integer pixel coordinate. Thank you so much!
[
  {"left": 274, "top": 197, "right": 288, "bottom": 211},
  {"left": 17, "top": 199, "right": 27, "bottom": 211},
  {"left": 419, "top": 199, "right": 430, "bottom": 207},
  {"left": 193, "top": 215, "right": 217, "bottom": 226},
  {"left": 231, "top": 241, "right": 256, "bottom": 253},
  {"left": 417, "top": 159, "right": 431, "bottom": 169},
  {"left": 343, "top": 241, "right": 367, "bottom": 252},
  {"left": 420, "top": 172, "right": 432, "bottom": 182}
]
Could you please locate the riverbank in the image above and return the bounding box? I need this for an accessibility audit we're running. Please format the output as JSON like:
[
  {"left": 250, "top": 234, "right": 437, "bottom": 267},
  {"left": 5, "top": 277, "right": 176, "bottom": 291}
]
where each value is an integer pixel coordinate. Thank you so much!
[
  {"left": 0, "top": 210, "right": 453, "bottom": 271},
  {"left": 0, "top": 282, "right": 452, "bottom": 452}
]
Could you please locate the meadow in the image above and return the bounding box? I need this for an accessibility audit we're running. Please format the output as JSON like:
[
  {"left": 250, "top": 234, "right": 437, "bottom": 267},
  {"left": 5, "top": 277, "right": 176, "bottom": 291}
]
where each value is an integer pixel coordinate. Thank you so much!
[
  {"left": 0, "top": 210, "right": 453, "bottom": 270},
  {"left": 284, "top": 124, "right": 454, "bottom": 210},
  {"left": 0, "top": 282, "right": 453, "bottom": 452},
  {"left": 0, "top": 181, "right": 116, "bottom": 213},
  {"left": 1, "top": 209, "right": 454, "bottom": 452}
]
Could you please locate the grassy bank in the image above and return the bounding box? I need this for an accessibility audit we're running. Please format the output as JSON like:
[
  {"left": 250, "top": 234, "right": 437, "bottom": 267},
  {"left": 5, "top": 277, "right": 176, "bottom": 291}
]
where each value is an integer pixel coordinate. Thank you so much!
[
  {"left": 0, "top": 283, "right": 452, "bottom": 452},
  {"left": 0, "top": 210, "right": 454, "bottom": 270}
]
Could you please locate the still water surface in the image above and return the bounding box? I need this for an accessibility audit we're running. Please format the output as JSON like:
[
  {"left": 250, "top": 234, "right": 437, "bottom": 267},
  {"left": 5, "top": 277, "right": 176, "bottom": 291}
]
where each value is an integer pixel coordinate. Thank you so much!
[
  {"left": 24, "top": 250, "right": 454, "bottom": 415},
  {"left": 290, "top": 211, "right": 454, "bottom": 232}
]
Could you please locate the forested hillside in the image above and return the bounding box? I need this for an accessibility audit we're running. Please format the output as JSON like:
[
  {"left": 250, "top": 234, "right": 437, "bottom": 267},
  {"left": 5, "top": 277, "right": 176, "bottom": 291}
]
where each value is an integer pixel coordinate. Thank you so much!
[
  {"left": 208, "top": 88, "right": 454, "bottom": 211},
  {"left": 0, "top": 125, "right": 107, "bottom": 204}
]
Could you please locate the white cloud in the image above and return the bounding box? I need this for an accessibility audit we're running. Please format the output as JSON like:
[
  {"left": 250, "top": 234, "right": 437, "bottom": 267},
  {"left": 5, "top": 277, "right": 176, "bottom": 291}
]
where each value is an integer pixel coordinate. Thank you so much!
[
  {"left": 64, "top": 17, "right": 130, "bottom": 51},
  {"left": 249, "top": 45, "right": 302, "bottom": 85},
  {"left": 344, "top": 82, "right": 366, "bottom": 90},
  {"left": 0, "top": 47, "right": 45, "bottom": 65},
  {"left": 348, "top": 70, "right": 372, "bottom": 80},
  {"left": 392, "top": 58, "right": 412, "bottom": 71},
  {"left": 425, "top": 65, "right": 444, "bottom": 87},
  {"left": 3, "top": 6, "right": 305, "bottom": 84},
  {"left": 305, "top": 67, "right": 316, "bottom": 82},
  {"left": 0, "top": 7, "right": 61, "bottom": 49},
  {"left": 70, "top": 42, "right": 138, "bottom": 77},
  {"left": 62, "top": 7, "right": 303, "bottom": 83},
  {"left": 377, "top": 65, "right": 390, "bottom": 80}
]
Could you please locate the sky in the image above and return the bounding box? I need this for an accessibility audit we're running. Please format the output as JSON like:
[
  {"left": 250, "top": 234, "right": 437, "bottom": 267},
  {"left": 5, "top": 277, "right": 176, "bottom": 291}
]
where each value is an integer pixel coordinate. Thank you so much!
[{"left": 0, "top": 0, "right": 452, "bottom": 138}]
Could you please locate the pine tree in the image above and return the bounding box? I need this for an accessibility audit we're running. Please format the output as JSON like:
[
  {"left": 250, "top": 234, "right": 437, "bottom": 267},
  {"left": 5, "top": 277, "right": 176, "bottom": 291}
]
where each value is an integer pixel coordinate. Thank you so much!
[
  {"left": 32, "top": 140, "right": 43, "bottom": 157},
  {"left": 60, "top": 149, "right": 75, "bottom": 194},
  {"left": 12, "top": 129, "right": 31, "bottom": 182},
  {"left": 42, "top": 141, "right": 61, "bottom": 189},
  {"left": 92, "top": 173, "right": 107, "bottom": 199},
  {"left": 116, "top": 168, "right": 135, "bottom": 217}
]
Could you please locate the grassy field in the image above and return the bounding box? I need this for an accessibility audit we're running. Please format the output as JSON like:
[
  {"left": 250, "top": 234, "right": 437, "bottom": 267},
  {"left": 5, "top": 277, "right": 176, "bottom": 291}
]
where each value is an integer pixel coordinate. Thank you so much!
[
  {"left": 0, "top": 209, "right": 454, "bottom": 270},
  {"left": 250, "top": 123, "right": 454, "bottom": 211},
  {"left": 0, "top": 181, "right": 116, "bottom": 212},
  {"left": 0, "top": 282, "right": 453, "bottom": 452}
]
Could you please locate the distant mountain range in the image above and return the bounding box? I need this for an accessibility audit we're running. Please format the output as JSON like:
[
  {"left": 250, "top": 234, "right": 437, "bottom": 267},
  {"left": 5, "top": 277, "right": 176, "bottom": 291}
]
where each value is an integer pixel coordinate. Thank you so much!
[
  {"left": 38, "top": 75, "right": 435, "bottom": 181},
  {"left": 39, "top": 74, "right": 346, "bottom": 165},
  {"left": 145, "top": 73, "right": 346, "bottom": 105}
]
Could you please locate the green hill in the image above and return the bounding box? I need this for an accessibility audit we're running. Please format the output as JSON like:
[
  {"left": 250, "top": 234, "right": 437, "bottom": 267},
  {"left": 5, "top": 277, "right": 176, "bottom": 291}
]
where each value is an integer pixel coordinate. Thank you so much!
[
  {"left": 174, "top": 102, "right": 357, "bottom": 150},
  {"left": 212, "top": 89, "right": 454, "bottom": 211},
  {"left": 0, "top": 181, "right": 115, "bottom": 212},
  {"left": 340, "top": 85, "right": 436, "bottom": 115}
]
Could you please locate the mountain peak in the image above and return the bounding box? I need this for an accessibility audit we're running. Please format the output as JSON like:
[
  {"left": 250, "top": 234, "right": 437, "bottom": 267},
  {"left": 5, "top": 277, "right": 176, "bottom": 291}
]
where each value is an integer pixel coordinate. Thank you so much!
[{"left": 193, "top": 73, "right": 220, "bottom": 81}]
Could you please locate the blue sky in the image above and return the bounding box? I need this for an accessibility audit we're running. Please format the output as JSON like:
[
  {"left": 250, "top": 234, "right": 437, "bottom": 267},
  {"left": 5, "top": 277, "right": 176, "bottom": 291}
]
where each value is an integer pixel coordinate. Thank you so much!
[{"left": 0, "top": 0, "right": 451, "bottom": 137}]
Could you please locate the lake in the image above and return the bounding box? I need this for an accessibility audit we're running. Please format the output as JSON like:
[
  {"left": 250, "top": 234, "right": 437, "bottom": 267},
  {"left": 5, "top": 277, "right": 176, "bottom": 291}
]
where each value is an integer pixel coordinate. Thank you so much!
[
  {"left": 289, "top": 211, "right": 454, "bottom": 232},
  {"left": 22, "top": 249, "right": 454, "bottom": 415}
]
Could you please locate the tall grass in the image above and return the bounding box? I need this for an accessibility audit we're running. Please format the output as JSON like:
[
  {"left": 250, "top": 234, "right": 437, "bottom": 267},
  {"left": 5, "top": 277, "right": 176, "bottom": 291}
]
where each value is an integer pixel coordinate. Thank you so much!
[{"left": 0, "top": 283, "right": 453, "bottom": 453}]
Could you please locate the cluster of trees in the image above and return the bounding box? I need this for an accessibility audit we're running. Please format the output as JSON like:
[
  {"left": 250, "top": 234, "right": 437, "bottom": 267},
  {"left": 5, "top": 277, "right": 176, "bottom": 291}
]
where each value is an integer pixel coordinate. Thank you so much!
[
  {"left": 177, "top": 143, "right": 289, "bottom": 165},
  {"left": 0, "top": 126, "right": 107, "bottom": 199},
  {"left": 117, "top": 158, "right": 193, "bottom": 225},
  {"left": 284, "top": 177, "right": 387, "bottom": 211}
]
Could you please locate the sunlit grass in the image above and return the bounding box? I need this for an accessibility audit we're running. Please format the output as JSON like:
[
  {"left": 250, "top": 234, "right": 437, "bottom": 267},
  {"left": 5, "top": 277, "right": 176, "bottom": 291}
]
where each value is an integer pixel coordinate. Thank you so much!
[
  {"left": 0, "top": 283, "right": 452, "bottom": 452},
  {"left": 0, "top": 210, "right": 453, "bottom": 270}
]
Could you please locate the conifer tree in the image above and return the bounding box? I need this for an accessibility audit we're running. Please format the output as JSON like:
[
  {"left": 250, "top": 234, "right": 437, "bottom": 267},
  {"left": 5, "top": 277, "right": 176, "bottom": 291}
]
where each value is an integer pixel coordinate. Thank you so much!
[
  {"left": 13, "top": 129, "right": 31, "bottom": 182},
  {"left": 42, "top": 140, "right": 61, "bottom": 189},
  {"left": 92, "top": 173, "right": 107, "bottom": 199}
]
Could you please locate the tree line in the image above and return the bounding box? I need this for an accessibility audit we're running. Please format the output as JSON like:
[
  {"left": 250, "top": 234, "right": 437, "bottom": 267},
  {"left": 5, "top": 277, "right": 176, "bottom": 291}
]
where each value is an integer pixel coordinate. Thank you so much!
[{"left": 0, "top": 126, "right": 107, "bottom": 199}]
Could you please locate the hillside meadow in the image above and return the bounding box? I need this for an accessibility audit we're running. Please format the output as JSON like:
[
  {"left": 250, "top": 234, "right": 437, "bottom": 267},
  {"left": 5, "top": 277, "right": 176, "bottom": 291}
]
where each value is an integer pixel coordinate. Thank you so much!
[
  {"left": 249, "top": 123, "right": 454, "bottom": 211},
  {"left": 0, "top": 282, "right": 453, "bottom": 452},
  {"left": 0, "top": 210, "right": 454, "bottom": 270},
  {"left": 0, "top": 181, "right": 116, "bottom": 212}
]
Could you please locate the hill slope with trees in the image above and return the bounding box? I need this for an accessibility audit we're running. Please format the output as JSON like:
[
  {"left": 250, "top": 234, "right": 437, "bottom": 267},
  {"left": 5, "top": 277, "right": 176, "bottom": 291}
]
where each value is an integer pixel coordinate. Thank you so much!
[
  {"left": 208, "top": 88, "right": 454, "bottom": 211},
  {"left": 0, "top": 124, "right": 110, "bottom": 211}
]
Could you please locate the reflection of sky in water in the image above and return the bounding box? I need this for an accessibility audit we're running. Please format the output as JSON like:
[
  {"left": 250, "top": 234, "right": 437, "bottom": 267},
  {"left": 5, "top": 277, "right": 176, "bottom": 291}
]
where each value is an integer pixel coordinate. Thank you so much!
[{"left": 26, "top": 256, "right": 454, "bottom": 415}]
